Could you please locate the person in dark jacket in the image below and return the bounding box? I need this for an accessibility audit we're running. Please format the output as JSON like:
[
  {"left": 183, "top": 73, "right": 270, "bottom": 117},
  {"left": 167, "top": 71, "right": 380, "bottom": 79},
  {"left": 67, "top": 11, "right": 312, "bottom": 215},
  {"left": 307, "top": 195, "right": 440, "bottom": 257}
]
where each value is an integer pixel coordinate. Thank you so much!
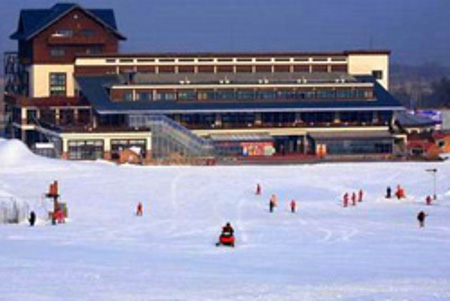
[
  {"left": 417, "top": 211, "right": 427, "bottom": 227},
  {"left": 386, "top": 186, "right": 392, "bottom": 199},
  {"left": 222, "top": 222, "right": 234, "bottom": 236},
  {"left": 28, "top": 211, "right": 36, "bottom": 226},
  {"left": 269, "top": 199, "right": 275, "bottom": 212}
]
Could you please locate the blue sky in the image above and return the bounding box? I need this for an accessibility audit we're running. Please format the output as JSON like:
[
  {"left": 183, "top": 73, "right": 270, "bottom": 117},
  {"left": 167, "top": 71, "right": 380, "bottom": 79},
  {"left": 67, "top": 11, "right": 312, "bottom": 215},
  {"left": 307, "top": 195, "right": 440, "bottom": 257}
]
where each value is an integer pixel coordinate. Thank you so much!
[{"left": 0, "top": 0, "right": 449, "bottom": 66}]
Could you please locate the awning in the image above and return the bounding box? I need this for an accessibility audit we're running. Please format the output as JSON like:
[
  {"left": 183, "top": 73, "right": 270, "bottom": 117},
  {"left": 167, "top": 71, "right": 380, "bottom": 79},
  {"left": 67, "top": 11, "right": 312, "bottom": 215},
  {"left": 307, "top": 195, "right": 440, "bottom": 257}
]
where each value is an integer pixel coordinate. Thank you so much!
[{"left": 209, "top": 133, "right": 273, "bottom": 142}]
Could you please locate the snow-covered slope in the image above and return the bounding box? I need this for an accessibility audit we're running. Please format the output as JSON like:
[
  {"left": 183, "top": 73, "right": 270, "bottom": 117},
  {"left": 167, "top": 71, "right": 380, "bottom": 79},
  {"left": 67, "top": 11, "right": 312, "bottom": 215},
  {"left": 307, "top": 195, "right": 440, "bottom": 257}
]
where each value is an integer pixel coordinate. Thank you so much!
[{"left": 0, "top": 139, "right": 449, "bottom": 301}]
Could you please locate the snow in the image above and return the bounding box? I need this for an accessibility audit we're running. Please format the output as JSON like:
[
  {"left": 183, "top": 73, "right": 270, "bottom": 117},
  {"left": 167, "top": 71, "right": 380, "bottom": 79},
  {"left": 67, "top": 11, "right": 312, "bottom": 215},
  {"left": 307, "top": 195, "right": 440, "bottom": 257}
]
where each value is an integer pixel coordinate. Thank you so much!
[{"left": 1, "top": 138, "right": 450, "bottom": 300}]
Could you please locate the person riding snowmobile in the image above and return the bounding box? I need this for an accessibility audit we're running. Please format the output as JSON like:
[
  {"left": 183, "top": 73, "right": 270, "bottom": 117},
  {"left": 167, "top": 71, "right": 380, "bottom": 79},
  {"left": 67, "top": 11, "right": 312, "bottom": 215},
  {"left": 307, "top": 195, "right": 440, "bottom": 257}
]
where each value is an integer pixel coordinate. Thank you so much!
[{"left": 216, "top": 222, "right": 235, "bottom": 247}]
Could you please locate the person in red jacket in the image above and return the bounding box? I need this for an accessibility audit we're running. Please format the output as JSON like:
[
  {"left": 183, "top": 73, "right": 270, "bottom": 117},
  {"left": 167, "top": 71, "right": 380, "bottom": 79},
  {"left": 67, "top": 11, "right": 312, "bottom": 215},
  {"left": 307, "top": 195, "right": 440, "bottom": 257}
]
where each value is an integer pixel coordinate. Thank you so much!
[
  {"left": 426, "top": 195, "right": 432, "bottom": 206},
  {"left": 343, "top": 193, "right": 349, "bottom": 207},
  {"left": 351, "top": 192, "right": 357, "bottom": 206},
  {"left": 290, "top": 200, "right": 297, "bottom": 213},
  {"left": 256, "top": 183, "right": 262, "bottom": 195},
  {"left": 358, "top": 189, "right": 364, "bottom": 202},
  {"left": 136, "top": 202, "right": 143, "bottom": 216}
]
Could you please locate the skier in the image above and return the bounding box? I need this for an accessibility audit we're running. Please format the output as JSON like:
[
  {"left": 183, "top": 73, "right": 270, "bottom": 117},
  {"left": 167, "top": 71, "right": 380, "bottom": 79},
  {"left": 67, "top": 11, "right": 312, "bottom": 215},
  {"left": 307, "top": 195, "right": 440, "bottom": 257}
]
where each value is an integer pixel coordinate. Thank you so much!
[
  {"left": 256, "top": 183, "right": 262, "bottom": 195},
  {"left": 271, "top": 194, "right": 279, "bottom": 207},
  {"left": 53, "top": 208, "right": 65, "bottom": 224},
  {"left": 290, "top": 200, "right": 297, "bottom": 213},
  {"left": 216, "top": 222, "right": 235, "bottom": 247},
  {"left": 396, "top": 185, "right": 405, "bottom": 199},
  {"left": 269, "top": 198, "right": 275, "bottom": 213},
  {"left": 358, "top": 189, "right": 364, "bottom": 202},
  {"left": 426, "top": 195, "right": 432, "bottom": 206},
  {"left": 343, "top": 193, "right": 349, "bottom": 207},
  {"left": 28, "top": 211, "right": 36, "bottom": 227},
  {"left": 417, "top": 211, "right": 427, "bottom": 228},
  {"left": 351, "top": 192, "right": 357, "bottom": 206},
  {"left": 136, "top": 202, "right": 143, "bottom": 216},
  {"left": 386, "top": 186, "right": 392, "bottom": 199}
]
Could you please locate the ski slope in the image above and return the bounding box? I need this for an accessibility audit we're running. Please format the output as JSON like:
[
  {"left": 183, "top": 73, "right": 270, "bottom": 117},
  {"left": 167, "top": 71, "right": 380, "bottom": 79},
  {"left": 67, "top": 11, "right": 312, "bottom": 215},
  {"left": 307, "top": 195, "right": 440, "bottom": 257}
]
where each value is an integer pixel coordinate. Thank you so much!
[{"left": 1, "top": 138, "right": 450, "bottom": 301}]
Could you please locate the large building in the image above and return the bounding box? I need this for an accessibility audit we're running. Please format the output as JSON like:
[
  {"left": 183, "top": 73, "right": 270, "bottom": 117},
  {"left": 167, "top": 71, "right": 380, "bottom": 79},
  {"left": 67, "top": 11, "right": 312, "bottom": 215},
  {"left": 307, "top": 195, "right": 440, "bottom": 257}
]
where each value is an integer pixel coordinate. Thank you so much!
[{"left": 3, "top": 3, "right": 406, "bottom": 163}]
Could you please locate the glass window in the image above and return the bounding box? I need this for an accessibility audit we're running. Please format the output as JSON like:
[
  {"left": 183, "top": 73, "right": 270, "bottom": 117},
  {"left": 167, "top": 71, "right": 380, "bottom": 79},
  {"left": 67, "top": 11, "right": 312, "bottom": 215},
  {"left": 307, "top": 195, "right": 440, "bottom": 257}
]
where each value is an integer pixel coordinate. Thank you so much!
[
  {"left": 50, "top": 49, "right": 65, "bottom": 57},
  {"left": 155, "top": 92, "right": 177, "bottom": 101},
  {"left": 236, "top": 90, "right": 255, "bottom": 100},
  {"left": 86, "top": 48, "right": 102, "bottom": 55},
  {"left": 26, "top": 109, "right": 37, "bottom": 124},
  {"left": 216, "top": 90, "right": 235, "bottom": 100},
  {"left": 81, "top": 29, "right": 95, "bottom": 37},
  {"left": 68, "top": 140, "right": 104, "bottom": 160},
  {"left": 277, "top": 90, "right": 296, "bottom": 99},
  {"left": 178, "top": 91, "right": 197, "bottom": 101},
  {"left": 257, "top": 91, "right": 277, "bottom": 100},
  {"left": 123, "top": 92, "right": 133, "bottom": 101},
  {"left": 316, "top": 90, "right": 335, "bottom": 99},
  {"left": 49, "top": 73, "right": 66, "bottom": 96},
  {"left": 54, "top": 29, "right": 73, "bottom": 37},
  {"left": 372, "top": 70, "right": 383, "bottom": 80},
  {"left": 137, "top": 92, "right": 152, "bottom": 101},
  {"left": 336, "top": 90, "right": 352, "bottom": 99}
]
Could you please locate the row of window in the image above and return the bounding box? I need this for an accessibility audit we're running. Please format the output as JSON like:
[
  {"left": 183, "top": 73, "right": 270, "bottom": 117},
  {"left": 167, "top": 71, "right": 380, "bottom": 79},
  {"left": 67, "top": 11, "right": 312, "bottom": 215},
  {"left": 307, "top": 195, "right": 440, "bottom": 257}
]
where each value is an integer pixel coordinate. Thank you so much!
[
  {"left": 53, "top": 28, "right": 95, "bottom": 38},
  {"left": 167, "top": 111, "right": 392, "bottom": 126},
  {"left": 122, "top": 89, "right": 374, "bottom": 102},
  {"left": 105, "top": 57, "right": 348, "bottom": 64},
  {"left": 68, "top": 140, "right": 103, "bottom": 160},
  {"left": 50, "top": 47, "right": 102, "bottom": 57}
]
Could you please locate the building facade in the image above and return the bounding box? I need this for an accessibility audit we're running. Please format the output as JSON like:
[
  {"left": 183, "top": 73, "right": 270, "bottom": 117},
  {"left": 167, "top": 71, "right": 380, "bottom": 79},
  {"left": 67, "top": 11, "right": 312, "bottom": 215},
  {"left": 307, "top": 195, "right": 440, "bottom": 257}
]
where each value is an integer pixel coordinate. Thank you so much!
[{"left": 4, "top": 3, "right": 405, "bottom": 163}]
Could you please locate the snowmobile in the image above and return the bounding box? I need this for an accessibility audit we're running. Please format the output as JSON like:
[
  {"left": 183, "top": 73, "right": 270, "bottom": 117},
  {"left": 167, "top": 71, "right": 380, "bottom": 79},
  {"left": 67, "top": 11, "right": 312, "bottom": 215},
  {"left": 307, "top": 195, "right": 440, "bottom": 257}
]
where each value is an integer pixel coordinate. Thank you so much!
[{"left": 216, "top": 231, "right": 235, "bottom": 247}]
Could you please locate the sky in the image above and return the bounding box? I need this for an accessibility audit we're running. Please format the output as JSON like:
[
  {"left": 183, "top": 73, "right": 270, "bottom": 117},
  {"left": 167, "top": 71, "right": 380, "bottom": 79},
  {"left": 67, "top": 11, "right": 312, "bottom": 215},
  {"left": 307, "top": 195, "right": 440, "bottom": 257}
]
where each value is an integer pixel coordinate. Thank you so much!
[{"left": 0, "top": 0, "right": 449, "bottom": 67}]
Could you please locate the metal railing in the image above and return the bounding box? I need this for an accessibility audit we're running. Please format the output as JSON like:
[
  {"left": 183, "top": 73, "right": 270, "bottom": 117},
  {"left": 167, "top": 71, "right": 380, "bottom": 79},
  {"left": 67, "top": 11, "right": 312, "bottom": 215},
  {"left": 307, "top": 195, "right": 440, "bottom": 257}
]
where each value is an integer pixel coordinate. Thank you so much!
[{"left": 129, "top": 114, "right": 215, "bottom": 160}]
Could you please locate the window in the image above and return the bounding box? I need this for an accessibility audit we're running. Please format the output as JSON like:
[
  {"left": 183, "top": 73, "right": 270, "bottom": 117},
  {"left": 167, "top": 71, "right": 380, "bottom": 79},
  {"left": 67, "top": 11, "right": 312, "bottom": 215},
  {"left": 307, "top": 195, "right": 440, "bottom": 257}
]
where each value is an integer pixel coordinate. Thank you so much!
[
  {"left": 178, "top": 91, "right": 197, "bottom": 101},
  {"left": 50, "top": 49, "right": 65, "bottom": 57},
  {"left": 86, "top": 48, "right": 102, "bottom": 55},
  {"left": 81, "top": 29, "right": 95, "bottom": 37},
  {"left": 26, "top": 109, "right": 37, "bottom": 124},
  {"left": 372, "top": 70, "right": 383, "bottom": 80},
  {"left": 111, "top": 139, "right": 146, "bottom": 159},
  {"left": 49, "top": 73, "right": 66, "bottom": 96},
  {"left": 236, "top": 90, "right": 255, "bottom": 100},
  {"left": 155, "top": 92, "right": 177, "bottom": 101},
  {"left": 137, "top": 92, "right": 152, "bottom": 101},
  {"left": 54, "top": 29, "right": 73, "bottom": 37},
  {"left": 123, "top": 92, "right": 133, "bottom": 101},
  {"left": 68, "top": 140, "right": 104, "bottom": 160}
]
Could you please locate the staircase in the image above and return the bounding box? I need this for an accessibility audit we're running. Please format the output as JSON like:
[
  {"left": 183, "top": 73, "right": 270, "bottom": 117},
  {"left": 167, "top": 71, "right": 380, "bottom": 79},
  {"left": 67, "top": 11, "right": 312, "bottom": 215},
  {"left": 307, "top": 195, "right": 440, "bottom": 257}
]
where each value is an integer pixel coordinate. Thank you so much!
[{"left": 128, "top": 114, "right": 215, "bottom": 161}]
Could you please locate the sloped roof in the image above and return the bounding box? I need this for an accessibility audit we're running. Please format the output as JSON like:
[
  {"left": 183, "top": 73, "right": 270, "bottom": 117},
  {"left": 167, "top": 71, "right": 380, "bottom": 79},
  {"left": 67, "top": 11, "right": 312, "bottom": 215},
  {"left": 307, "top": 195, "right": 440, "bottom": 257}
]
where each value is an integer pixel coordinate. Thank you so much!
[
  {"left": 10, "top": 3, "right": 125, "bottom": 40},
  {"left": 396, "top": 111, "right": 440, "bottom": 128}
]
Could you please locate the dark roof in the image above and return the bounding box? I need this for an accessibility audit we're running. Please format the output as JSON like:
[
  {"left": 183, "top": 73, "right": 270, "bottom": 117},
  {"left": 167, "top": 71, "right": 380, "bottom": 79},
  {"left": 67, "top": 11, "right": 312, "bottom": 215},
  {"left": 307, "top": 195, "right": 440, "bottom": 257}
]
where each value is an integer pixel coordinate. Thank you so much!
[
  {"left": 10, "top": 3, "right": 125, "bottom": 41},
  {"left": 76, "top": 75, "right": 405, "bottom": 115},
  {"left": 396, "top": 111, "right": 440, "bottom": 128}
]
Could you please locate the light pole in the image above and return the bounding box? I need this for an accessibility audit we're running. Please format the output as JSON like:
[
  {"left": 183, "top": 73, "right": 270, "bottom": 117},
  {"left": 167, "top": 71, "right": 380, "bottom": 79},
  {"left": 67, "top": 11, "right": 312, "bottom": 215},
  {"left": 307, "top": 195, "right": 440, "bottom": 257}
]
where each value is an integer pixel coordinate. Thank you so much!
[{"left": 425, "top": 168, "right": 438, "bottom": 200}]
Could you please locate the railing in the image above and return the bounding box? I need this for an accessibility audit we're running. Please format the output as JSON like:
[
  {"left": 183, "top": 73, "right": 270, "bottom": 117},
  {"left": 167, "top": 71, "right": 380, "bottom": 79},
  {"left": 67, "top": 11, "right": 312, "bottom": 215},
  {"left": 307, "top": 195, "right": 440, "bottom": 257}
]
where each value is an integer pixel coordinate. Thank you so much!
[
  {"left": 178, "top": 121, "right": 391, "bottom": 130},
  {"left": 129, "top": 114, "right": 215, "bottom": 160}
]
